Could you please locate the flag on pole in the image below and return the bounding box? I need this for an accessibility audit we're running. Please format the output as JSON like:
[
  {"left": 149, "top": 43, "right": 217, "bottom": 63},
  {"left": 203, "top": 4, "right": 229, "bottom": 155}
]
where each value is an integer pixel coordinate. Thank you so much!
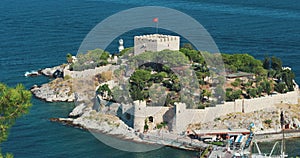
[{"left": 153, "top": 18, "right": 159, "bottom": 34}]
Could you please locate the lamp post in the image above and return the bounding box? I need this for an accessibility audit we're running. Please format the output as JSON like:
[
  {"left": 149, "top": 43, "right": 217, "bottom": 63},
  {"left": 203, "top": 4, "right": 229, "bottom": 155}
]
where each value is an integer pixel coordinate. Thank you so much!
[{"left": 280, "top": 111, "right": 286, "bottom": 157}]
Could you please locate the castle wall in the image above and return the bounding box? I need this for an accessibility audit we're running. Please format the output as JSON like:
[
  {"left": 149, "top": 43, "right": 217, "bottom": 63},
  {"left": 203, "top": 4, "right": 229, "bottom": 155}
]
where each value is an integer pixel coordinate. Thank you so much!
[
  {"left": 174, "top": 90, "right": 299, "bottom": 133},
  {"left": 93, "top": 81, "right": 298, "bottom": 134},
  {"left": 156, "top": 36, "right": 180, "bottom": 52},
  {"left": 133, "top": 101, "right": 170, "bottom": 132},
  {"left": 134, "top": 37, "right": 157, "bottom": 55},
  {"left": 64, "top": 64, "right": 118, "bottom": 79},
  {"left": 93, "top": 96, "right": 136, "bottom": 128}
]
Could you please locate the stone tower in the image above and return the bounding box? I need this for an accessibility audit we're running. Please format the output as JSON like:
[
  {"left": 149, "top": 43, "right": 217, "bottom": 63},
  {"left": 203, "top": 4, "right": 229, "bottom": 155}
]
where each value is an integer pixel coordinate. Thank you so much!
[{"left": 134, "top": 34, "right": 180, "bottom": 55}]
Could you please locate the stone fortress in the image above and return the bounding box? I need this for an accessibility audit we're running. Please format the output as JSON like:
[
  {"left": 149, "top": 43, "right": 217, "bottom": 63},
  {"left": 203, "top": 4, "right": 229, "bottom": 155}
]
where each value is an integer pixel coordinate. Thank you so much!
[
  {"left": 106, "top": 89, "right": 298, "bottom": 134},
  {"left": 94, "top": 34, "right": 299, "bottom": 134},
  {"left": 134, "top": 34, "right": 180, "bottom": 55}
]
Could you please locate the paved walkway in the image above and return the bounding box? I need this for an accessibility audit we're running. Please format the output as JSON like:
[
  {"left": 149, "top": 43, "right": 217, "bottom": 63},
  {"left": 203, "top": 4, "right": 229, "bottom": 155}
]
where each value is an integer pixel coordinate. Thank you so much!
[{"left": 140, "top": 130, "right": 217, "bottom": 150}]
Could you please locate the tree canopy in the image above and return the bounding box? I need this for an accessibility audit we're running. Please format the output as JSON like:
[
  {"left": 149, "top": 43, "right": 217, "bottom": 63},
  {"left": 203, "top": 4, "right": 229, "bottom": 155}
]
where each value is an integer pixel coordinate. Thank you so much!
[
  {"left": 0, "top": 83, "right": 32, "bottom": 157},
  {"left": 271, "top": 56, "right": 282, "bottom": 71},
  {"left": 71, "top": 49, "right": 110, "bottom": 71},
  {"left": 263, "top": 56, "right": 295, "bottom": 93},
  {"left": 66, "top": 53, "right": 73, "bottom": 63},
  {"left": 222, "top": 53, "right": 264, "bottom": 74},
  {"left": 113, "top": 46, "right": 295, "bottom": 107}
]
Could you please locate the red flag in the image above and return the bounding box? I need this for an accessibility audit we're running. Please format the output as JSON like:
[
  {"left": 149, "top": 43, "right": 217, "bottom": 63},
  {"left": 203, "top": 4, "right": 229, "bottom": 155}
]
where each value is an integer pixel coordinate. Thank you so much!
[{"left": 153, "top": 17, "right": 158, "bottom": 23}]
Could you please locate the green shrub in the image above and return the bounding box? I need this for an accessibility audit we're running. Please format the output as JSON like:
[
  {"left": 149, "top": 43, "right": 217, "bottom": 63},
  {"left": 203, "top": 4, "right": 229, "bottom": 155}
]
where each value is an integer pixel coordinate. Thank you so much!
[
  {"left": 197, "top": 104, "right": 205, "bottom": 109},
  {"left": 156, "top": 124, "right": 163, "bottom": 129},
  {"left": 231, "top": 81, "right": 239, "bottom": 87},
  {"left": 226, "top": 88, "right": 233, "bottom": 92},
  {"left": 264, "top": 119, "right": 272, "bottom": 124},
  {"left": 144, "top": 124, "right": 149, "bottom": 132}
]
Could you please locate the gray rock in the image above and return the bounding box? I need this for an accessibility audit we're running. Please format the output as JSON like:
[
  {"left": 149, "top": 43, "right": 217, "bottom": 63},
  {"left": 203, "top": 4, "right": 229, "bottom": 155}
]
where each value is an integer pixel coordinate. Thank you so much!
[
  {"left": 31, "top": 82, "right": 74, "bottom": 102},
  {"left": 41, "top": 65, "right": 64, "bottom": 77},
  {"left": 69, "top": 103, "right": 86, "bottom": 117},
  {"left": 293, "top": 118, "right": 300, "bottom": 128}
]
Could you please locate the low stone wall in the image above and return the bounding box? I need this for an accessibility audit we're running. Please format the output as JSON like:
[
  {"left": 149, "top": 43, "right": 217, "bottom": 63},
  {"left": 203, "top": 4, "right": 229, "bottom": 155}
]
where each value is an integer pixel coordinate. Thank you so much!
[{"left": 64, "top": 65, "right": 119, "bottom": 79}]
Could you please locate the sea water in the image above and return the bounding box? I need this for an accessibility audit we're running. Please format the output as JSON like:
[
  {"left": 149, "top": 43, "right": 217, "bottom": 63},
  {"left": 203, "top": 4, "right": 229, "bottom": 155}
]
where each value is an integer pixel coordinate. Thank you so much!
[{"left": 0, "top": 0, "right": 299, "bottom": 157}]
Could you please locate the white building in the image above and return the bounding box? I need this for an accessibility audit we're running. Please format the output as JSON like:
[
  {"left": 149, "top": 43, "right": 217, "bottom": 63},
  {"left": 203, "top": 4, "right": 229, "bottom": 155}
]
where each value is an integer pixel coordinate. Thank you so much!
[
  {"left": 118, "top": 39, "right": 124, "bottom": 53},
  {"left": 134, "top": 34, "right": 180, "bottom": 55}
]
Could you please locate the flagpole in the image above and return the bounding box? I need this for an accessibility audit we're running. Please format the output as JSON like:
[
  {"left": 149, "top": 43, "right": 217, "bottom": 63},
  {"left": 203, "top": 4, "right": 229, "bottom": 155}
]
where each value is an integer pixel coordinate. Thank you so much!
[
  {"left": 156, "top": 21, "right": 158, "bottom": 34},
  {"left": 153, "top": 17, "right": 159, "bottom": 34}
]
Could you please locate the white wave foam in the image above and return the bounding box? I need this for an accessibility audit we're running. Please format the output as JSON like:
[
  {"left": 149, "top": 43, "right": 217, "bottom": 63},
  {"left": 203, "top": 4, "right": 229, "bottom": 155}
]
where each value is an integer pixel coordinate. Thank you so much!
[{"left": 24, "top": 70, "right": 39, "bottom": 77}]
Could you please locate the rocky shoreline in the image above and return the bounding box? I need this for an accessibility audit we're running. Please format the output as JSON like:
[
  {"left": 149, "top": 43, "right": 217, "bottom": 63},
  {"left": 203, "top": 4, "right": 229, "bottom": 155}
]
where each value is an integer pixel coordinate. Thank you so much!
[
  {"left": 50, "top": 107, "right": 156, "bottom": 145},
  {"left": 30, "top": 64, "right": 300, "bottom": 154},
  {"left": 48, "top": 100, "right": 210, "bottom": 152},
  {"left": 49, "top": 116, "right": 210, "bottom": 152},
  {"left": 30, "top": 65, "right": 75, "bottom": 102},
  {"left": 31, "top": 79, "right": 75, "bottom": 102}
]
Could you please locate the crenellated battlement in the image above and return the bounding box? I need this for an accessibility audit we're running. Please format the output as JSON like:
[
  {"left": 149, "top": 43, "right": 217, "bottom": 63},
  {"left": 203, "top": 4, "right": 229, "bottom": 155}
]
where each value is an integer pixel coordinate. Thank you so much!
[
  {"left": 134, "top": 34, "right": 179, "bottom": 42},
  {"left": 134, "top": 34, "right": 180, "bottom": 55}
]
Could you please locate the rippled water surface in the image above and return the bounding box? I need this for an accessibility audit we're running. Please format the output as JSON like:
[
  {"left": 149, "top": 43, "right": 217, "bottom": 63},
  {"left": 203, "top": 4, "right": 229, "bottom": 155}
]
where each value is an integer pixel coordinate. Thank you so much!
[{"left": 1, "top": 0, "right": 299, "bottom": 157}]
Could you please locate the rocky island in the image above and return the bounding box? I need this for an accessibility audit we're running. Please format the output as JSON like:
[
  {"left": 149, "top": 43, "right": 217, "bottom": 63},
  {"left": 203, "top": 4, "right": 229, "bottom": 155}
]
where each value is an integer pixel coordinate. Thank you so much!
[{"left": 30, "top": 34, "right": 300, "bottom": 157}]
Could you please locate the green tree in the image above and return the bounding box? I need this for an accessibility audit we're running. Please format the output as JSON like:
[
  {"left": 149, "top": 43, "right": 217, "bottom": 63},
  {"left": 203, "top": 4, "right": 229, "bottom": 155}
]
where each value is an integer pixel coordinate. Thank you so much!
[
  {"left": 243, "top": 81, "right": 252, "bottom": 88},
  {"left": 222, "top": 53, "right": 263, "bottom": 73},
  {"left": 231, "top": 81, "right": 239, "bottom": 87},
  {"left": 226, "top": 90, "right": 242, "bottom": 101},
  {"left": 281, "top": 69, "right": 295, "bottom": 91},
  {"left": 206, "top": 91, "right": 212, "bottom": 100},
  {"left": 130, "top": 69, "right": 151, "bottom": 85},
  {"left": 130, "top": 84, "right": 144, "bottom": 101},
  {"left": 275, "top": 82, "right": 287, "bottom": 93},
  {"left": 262, "top": 56, "right": 270, "bottom": 70},
  {"left": 118, "top": 47, "right": 133, "bottom": 57},
  {"left": 257, "top": 86, "right": 263, "bottom": 97},
  {"left": 255, "top": 67, "right": 267, "bottom": 76},
  {"left": 180, "top": 48, "right": 204, "bottom": 64},
  {"left": 271, "top": 56, "right": 282, "bottom": 71},
  {"left": 170, "top": 83, "right": 181, "bottom": 92},
  {"left": 268, "top": 69, "right": 276, "bottom": 78},
  {"left": 260, "top": 80, "right": 272, "bottom": 95},
  {"left": 201, "top": 89, "right": 211, "bottom": 100},
  {"left": 265, "top": 81, "right": 272, "bottom": 95},
  {"left": 129, "top": 69, "right": 152, "bottom": 101},
  {"left": 66, "top": 53, "right": 73, "bottom": 63},
  {"left": 151, "top": 73, "right": 165, "bottom": 83},
  {"left": 247, "top": 88, "right": 257, "bottom": 98},
  {"left": 100, "top": 51, "right": 110, "bottom": 60},
  {"left": 0, "top": 83, "right": 32, "bottom": 157},
  {"left": 232, "top": 90, "right": 242, "bottom": 100},
  {"left": 73, "top": 49, "right": 111, "bottom": 71},
  {"left": 97, "top": 84, "right": 112, "bottom": 97},
  {"left": 225, "top": 91, "right": 232, "bottom": 101},
  {"left": 182, "top": 43, "right": 194, "bottom": 50}
]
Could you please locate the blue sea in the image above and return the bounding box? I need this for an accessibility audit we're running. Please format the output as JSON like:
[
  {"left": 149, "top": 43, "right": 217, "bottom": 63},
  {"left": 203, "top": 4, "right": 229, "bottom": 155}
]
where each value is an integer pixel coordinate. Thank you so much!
[{"left": 0, "top": 0, "right": 300, "bottom": 157}]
